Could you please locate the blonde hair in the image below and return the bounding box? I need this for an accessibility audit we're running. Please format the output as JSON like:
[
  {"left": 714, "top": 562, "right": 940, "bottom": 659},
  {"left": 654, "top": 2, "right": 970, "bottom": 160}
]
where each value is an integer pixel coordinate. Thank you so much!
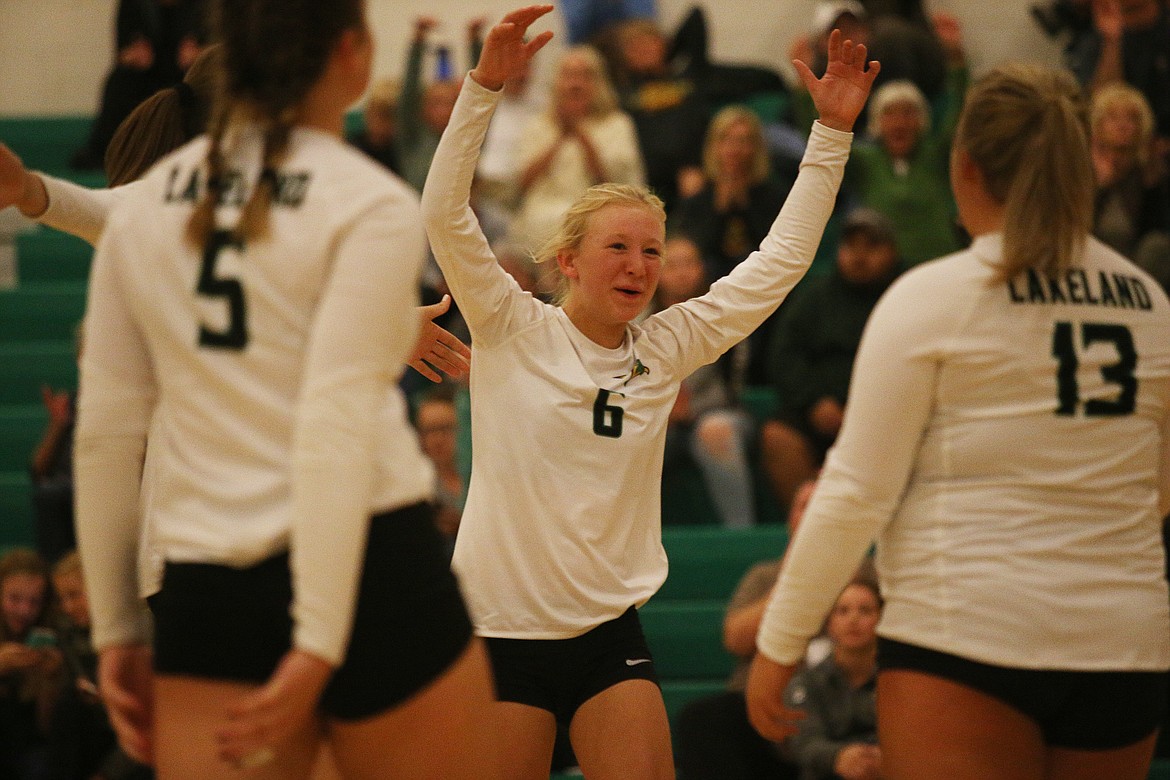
[
  {"left": 702, "top": 105, "right": 771, "bottom": 184},
  {"left": 1090, "top": 82, "right": 1155, "bottom": 166},
  {"left": 553, "top": 45, "right": 619, "bottom": 118},
  {"left": 866, "top": 79, "right": 930, "bottom": 139},
  {"left": 532, "top": 183, "right": 666, "bottom": 301},
  {"left": 956, "top": 63, "right": 1093, "bottom": 283}
]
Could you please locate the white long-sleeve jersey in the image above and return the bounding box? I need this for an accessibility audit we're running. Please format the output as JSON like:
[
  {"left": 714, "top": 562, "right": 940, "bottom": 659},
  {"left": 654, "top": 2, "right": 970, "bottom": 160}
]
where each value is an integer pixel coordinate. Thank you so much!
[
  {"left": 75, "top": 125, "right": 434, "bottom": 665},
  {"left": 422, "top": 77, "right": 851, "bottom": 639},
  {"left": 759, "top": 234, "right": 1170, "bottom": 671}
]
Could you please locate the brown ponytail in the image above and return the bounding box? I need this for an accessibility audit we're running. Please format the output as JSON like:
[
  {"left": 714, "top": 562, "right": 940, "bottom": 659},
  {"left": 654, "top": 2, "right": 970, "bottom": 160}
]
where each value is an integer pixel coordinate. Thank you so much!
[{"left": 186, "top": 0, "right": 363, "bottom": 247}]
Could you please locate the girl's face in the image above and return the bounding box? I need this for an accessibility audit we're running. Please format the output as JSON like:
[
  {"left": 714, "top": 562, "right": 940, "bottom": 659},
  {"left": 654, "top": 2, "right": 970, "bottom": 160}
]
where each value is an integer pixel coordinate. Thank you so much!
[
  {"left": 53, "top": 571, "right": 90, "bottom": 630},
  {"left": 1, "top": 573, "right": 46, "bottom": 639},
  {"left": 715, "top": 120, "right": 758, "bottom": 177},
  {"left": 879, "top": 101, "right": 924, "bottom": 160},
  {"left": 559, "top": 203, "right": 665, "bottom": 347},
  {"left": 826, "top": 583, "right": 880, "bottom": 653}
]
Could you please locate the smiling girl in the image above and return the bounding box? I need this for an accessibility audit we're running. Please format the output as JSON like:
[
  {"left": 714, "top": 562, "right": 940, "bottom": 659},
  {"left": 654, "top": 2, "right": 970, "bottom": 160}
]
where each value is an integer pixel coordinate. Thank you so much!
[{"left": 421, "top": 6, "right": 877, "bottom": 778}]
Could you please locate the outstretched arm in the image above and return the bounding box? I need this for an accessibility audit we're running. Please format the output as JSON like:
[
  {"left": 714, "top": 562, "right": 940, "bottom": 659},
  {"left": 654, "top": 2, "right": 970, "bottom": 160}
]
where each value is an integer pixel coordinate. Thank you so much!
[{"left": 793, "top": 29, "right": 880, "bottom": 133}]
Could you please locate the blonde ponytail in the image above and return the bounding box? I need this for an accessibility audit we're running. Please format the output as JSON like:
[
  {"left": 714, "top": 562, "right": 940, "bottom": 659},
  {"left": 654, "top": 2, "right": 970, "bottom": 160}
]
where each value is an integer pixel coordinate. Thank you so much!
[{"left": 956, "top": 64, "right": 1093, "bottom": 282}]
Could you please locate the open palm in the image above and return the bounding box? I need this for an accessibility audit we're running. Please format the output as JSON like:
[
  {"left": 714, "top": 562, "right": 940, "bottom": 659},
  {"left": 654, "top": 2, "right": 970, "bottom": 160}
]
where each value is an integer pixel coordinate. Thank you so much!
[
  {"left": 471, "top": 5, "right": 555, "bottom": 91},
  {"left": 794, "top": 29, "right": 880, "bottom": 133}
]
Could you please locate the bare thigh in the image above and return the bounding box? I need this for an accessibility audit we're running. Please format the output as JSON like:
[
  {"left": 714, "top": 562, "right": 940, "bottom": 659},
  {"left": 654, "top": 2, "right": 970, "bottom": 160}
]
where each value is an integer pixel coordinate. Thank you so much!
[
  {"left": 878, "top": 669, "right": 1046, "bottom": 780},
  {"left": 1045, "top": 734, "right": 1159, "bottom": 780},
  {"left": 154, "top": 675, "right": 321, "bottom": 780},
  {"left": 325, "top": 638, "right": 503, "bottom": 780},
  {"left": 486, "top": 700, "right": 559, "bottom": 780},
  {"left": 569, "top": 679, "right": 674, "bottom": 780}
]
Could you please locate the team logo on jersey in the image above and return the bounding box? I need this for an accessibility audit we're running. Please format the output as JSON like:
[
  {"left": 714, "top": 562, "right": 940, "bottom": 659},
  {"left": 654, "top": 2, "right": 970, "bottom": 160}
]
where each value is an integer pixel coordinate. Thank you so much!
[{"left": 616, "top": 358, "right": 650, "bottom": 386}]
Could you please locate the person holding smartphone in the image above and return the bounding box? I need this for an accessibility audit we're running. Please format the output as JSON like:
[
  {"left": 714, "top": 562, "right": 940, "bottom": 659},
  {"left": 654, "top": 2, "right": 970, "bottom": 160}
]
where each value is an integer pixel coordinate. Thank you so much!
[{"left": 0, "top": 548, "right": 63, "bottom": 779}]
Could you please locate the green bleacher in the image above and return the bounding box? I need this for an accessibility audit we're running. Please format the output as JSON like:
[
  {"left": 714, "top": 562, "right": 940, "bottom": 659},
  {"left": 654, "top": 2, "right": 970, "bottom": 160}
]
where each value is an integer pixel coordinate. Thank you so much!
[{"left": 0, "top": 117, "right": 95, "bottom": 550}]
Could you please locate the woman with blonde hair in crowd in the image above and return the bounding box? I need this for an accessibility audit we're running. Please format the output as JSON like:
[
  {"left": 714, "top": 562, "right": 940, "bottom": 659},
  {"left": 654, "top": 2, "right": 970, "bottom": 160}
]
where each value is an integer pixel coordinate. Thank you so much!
[
  {"left": 748, "top": 63, "right": 1170, "bottom": 780},
  {"left": 508, "top": 41, "right": 645, "bottom": 257},
  {"left": 671, "top": 105, "right": 791, "bottom": 279},
  {"left": 1089, "top": 81, "right": 1170, "bottom": 291},
  {"left": 423, "top": 6, "right": 878, "bottom": 778}
]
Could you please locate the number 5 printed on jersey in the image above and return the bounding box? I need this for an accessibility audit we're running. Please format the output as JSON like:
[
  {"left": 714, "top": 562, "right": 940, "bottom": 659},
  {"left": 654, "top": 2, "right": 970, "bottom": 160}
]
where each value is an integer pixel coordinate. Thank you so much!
[
  {"left": 197, "top": 229, "right": 248, "bottom": 350},
  {"left": 1051, "top": 321, "right": 1136, "bottom": 416}
]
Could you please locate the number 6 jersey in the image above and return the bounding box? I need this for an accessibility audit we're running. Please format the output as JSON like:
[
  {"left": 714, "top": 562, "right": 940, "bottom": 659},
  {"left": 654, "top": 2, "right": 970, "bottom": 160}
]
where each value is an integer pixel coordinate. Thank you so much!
[
  {"left": 758, "top": 233, "right": 1170, "bottom": 671},
  {"left": 424, "top": 78, "right": 853, "bottom": 639}
]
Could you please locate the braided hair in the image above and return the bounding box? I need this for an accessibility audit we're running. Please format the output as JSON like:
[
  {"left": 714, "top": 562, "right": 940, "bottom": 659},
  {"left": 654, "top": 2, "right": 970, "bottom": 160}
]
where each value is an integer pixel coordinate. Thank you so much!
[{"left": 187, "top": 0, "right": 364, "bottom": 246}]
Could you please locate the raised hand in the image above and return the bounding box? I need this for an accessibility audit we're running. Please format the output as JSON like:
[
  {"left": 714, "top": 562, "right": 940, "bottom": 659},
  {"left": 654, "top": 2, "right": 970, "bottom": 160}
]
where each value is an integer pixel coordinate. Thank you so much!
[
  {"left": 470, "top": 5, "right": 555, "bottom": 91},
  {"left": 793, "top": 28, "right": 880, "bottom": 133}
]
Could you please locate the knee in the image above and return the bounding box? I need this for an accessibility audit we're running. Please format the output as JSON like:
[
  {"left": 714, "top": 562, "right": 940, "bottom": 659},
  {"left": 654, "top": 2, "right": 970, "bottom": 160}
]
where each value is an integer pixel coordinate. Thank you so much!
[
  {"left": 694, "top": 413, "right": 738, "bottom": 461},
  {"left": 760, "top": 419, "right": 803, "bottom": 456}
]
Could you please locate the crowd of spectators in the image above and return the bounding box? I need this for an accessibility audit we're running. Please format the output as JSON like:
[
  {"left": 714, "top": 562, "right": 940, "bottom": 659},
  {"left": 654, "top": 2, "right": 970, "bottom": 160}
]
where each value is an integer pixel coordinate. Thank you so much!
[{"left": 333, "top": 0, "right": 1170, "bottom": 535}]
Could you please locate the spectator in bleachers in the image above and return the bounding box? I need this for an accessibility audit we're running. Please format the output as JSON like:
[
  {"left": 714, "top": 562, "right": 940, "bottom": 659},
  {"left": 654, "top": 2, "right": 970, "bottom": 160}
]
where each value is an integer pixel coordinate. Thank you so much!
[
  {"left": 348, "top": 77, "right": 403, "bottom": 176},
  {"left": 612, "top": 19, "right": 710, "bottom": 211},
  {"left": 0, "top": 548, "right": 61, "bottom": 780},
  {"left": 1090, "top": 82, "right": 1170, "bottom": 291},
  {"left": 759, "top": 208, "right": 901, "bottom": 510},
  {"left": 71, "top": 0, "right": 207, "bottom": 171},
  {"left": 654, "top": 233, "right": 756, "bottom": 529},
  {"left": 397, "top": 16, "right": 466, "bottom": 194},
  {"left": 671, "top": 105, "right": 795, "bottom": 385},
  {"left": 784, "top": 577, "right": 882, "bottom": 780},
  {"left": 507, "top": 44, "right": 645, "bottom": 253},
  {"left": 789, "top": 0, "right": 952, "bottom": 136},
  {"left": 1077, "top": 0, "right": 1170, "bottom": 151},
  {"left": 28, "top": 321, "right": 84, "bottom": 567},
  {"left": 842, "top": 13, "right": 968, "bottom": 267},
  {"left": 414, "top": 390, "right": 465, "bottom": 551},
  {"left": 29, "top": 379, "right": 76, "bottom": 568},
  {"left": 45, "top": 551, "right": 152, "bottom": 780},
  {"left": 671, "top": 105, "right": 793, "bottom": 281}
]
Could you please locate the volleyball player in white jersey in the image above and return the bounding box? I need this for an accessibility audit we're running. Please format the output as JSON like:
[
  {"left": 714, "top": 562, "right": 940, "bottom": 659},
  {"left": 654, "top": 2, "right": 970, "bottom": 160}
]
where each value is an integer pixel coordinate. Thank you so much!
[
  {"left": 746, "top": 64, "right": 1170, "bottom": 780},
  {"left": 421, "top": 7, "right": 878, "bottom": 778},
  {"left": 74, "top": 1, "right": 499, "bottom": 778}
]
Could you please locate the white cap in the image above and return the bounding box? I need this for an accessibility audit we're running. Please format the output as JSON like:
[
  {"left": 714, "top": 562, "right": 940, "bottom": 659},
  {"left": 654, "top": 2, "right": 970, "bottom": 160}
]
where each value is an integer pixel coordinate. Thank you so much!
[{"left": 811, "top": 0, "right": 866, "bottom": 38}]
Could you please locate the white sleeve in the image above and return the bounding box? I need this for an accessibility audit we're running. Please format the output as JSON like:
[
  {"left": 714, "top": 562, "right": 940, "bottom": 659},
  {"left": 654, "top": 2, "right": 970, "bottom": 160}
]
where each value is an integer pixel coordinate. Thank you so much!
[
  {"left": 755, "top": 268, "right": 952, "bottom": 664},
  {"left": 289, "top": 199, "right": 423, "bottom": 666},
  {"left": 421, "top": 77, "right": 545, "bottom": 348},
  {"left": 39, "top": 176, "right": 138, "bottom": 245},
  {"left": 74, "top": 210, "right": 155, "bottom": 650},
  {"left": 648, "top": 122, "right": 851, "bottom": 376}
]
